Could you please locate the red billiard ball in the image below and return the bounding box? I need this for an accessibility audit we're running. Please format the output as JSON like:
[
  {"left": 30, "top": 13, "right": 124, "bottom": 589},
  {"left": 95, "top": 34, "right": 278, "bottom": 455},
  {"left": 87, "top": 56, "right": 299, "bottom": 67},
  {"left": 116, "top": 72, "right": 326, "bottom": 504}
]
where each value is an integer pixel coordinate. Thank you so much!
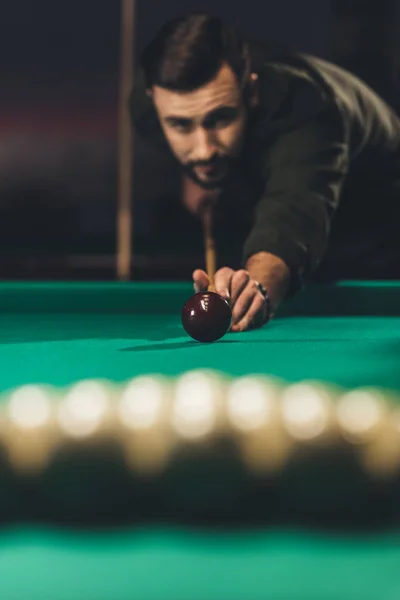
[{"left": 181, "top": 291, "right": 232, "bottom": 343}]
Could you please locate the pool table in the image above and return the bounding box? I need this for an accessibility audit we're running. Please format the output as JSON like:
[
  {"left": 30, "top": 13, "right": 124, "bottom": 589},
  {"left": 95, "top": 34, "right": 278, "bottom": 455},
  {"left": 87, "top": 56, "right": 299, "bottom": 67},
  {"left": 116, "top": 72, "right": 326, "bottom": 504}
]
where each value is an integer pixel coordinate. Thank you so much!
[{"left": 1, "top": 280, "right": 400, "bottom": 600}]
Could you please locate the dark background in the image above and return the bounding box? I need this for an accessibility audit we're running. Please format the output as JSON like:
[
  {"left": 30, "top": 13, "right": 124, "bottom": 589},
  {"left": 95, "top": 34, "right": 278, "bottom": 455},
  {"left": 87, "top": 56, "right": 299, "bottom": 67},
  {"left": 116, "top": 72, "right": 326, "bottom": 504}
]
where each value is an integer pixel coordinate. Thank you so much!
[{"left": 0, "top": 0, "right": 399, "bottom": 279}]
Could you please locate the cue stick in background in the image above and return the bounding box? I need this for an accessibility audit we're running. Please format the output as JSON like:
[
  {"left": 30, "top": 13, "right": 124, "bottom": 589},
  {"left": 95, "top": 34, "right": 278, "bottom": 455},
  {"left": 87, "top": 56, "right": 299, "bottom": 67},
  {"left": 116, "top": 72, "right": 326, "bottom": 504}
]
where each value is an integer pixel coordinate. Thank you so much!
[{"left": 117, "top": 0, "right": 136, "bottom": 280}]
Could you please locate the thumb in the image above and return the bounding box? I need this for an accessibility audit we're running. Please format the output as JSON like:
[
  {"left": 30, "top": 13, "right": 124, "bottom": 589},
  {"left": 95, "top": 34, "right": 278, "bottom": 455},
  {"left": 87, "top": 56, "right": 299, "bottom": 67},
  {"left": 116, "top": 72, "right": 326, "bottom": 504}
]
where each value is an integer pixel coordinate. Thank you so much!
[{"left": 192, "top": 269, "right": 209, "bottom": 293}]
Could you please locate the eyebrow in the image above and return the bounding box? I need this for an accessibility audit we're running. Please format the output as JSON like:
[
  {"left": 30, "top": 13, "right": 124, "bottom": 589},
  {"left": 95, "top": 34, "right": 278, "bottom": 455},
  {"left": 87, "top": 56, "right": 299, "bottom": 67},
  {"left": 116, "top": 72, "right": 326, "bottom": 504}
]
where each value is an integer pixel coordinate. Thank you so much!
[
  {"left": 164, "top": 116, "right": 193, "bottom": 126},
  {"left": 164, "top": 105, "right": 240, "bottom": 127},
  {"left": 203, "top": 106, "right": 239, "bottom": 125}
]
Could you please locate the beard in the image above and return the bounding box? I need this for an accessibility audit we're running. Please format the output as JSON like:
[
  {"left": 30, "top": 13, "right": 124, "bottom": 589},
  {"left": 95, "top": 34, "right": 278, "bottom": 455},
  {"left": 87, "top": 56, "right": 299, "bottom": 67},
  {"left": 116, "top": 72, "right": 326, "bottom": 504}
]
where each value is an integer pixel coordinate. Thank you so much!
[{"left": 182, "top": 155, "right": 236, "bottom": 190}]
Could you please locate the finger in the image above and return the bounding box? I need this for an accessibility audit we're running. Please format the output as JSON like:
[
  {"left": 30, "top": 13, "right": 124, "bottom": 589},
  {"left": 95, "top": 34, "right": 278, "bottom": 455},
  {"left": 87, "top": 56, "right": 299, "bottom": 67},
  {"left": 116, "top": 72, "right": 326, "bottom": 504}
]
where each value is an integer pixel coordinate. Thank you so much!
[
  {"left": 230, "top": 270, "right": 250, "bottom": 304},
  {"left": 231, "top": 280, "right": 255, "bottom": 326},
  {"left": 192, "top": 269, "right": 209, "bottom": 293},
  {"left": 213, "top": 267, "right": 234, "bottom": 300},
  {"left": 232, "top": 293, "right": 266, "bottom": 332}
]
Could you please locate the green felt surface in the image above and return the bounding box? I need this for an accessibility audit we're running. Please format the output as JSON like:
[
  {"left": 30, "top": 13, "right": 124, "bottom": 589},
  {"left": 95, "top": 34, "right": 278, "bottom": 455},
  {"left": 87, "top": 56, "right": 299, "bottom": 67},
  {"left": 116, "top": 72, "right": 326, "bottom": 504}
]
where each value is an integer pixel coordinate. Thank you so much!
[
  {"left": 0, "top": 282, "right": 399, "bottom": 393},
  {"left": 0, "top": 282, "right": 399, "bottom": 600},
  {"left": 1, "top": 313, "right": 400, "bottom": 393}
]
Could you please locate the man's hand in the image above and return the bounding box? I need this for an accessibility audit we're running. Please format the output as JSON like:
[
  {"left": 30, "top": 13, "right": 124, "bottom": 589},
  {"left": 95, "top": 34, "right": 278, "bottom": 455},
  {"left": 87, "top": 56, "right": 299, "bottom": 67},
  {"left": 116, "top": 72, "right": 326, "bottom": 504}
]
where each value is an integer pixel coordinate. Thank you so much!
[{"left": 192, "top": 267, "right": 268, "bottom": 332}]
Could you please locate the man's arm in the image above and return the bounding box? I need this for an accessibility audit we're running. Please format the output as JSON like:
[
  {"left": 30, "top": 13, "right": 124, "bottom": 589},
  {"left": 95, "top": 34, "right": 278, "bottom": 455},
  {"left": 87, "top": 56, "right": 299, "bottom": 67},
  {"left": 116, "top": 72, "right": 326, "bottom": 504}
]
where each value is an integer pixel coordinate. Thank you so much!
[
  {"left": 193, "top": 102, "right": 350, "bottom": 330},
  {"left": 243, "top": 101, "right": 350, "bottom": 302}
]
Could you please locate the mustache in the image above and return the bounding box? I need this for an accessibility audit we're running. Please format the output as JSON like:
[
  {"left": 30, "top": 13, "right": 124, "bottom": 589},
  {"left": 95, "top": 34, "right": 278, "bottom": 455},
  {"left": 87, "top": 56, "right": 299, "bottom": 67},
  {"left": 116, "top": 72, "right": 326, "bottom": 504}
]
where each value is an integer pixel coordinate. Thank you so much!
[{"left": 187, "top": 156, "right": 229, "bottom": 169}]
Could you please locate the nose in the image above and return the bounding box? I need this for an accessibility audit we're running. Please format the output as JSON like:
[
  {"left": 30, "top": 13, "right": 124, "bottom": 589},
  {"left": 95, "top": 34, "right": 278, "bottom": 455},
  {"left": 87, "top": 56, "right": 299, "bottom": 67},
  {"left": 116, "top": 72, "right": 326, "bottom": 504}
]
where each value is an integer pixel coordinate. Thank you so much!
[{"left": 191, "top": 127, "right": 216, "bottom": 163}]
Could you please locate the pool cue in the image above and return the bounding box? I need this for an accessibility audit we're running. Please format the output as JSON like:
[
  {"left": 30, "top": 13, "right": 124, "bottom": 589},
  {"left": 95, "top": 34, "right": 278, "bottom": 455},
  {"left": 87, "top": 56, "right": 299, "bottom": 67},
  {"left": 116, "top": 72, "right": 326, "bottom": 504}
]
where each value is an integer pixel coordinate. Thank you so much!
[
  {"left": 201, "top": 201, "right": 217, "bottom": 292},
  {"left": 117, "top": 0, "right": 136, "bottom": 281}
]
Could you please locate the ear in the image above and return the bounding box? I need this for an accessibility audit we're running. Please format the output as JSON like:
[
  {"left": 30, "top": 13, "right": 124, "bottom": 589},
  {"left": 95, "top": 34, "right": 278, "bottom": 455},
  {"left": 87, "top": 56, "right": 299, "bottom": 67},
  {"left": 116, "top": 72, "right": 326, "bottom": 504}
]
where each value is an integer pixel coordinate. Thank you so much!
[{"left": 248, "top": 73, "right": 259, "bottom": 108}]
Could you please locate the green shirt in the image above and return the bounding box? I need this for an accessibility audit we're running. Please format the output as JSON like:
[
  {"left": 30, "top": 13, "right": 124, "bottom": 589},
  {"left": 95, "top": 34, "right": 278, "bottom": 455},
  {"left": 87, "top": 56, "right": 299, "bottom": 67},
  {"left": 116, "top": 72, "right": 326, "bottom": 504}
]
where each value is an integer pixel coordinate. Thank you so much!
[{"left": 129, "top": 42, "right": 400, "bottom": 293}]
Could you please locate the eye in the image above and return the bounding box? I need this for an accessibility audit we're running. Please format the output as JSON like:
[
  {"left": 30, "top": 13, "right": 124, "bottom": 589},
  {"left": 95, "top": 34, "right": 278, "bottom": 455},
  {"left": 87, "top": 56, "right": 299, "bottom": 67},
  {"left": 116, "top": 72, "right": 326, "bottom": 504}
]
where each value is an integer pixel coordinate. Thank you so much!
[
  {"left": 174, "top": 123, "right": 192, "bottom": 133},
  {"left": 215, "top": 115, "right": 234, "bottom": 128}
]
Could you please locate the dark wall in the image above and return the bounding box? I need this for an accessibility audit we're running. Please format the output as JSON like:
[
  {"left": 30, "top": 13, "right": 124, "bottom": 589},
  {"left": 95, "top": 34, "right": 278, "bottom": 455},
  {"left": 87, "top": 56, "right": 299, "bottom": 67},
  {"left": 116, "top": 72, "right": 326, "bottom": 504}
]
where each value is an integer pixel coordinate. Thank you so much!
[
  {"left": 136, "top": 0, "right": 332, "bottom": 57},
  {"left": 331, "top": 0, "right": 400, "bottom": 111},
  {"left": 0, "top": 1, "right": 120, "bottom": 79}
]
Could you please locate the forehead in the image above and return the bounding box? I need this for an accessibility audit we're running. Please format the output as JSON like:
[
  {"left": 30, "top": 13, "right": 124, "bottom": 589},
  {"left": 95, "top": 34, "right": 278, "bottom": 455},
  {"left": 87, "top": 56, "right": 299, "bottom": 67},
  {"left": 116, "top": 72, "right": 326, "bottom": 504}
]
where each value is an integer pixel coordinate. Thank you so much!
[{"left": 152, "top": 63, "right": 241, "bottom": 118}]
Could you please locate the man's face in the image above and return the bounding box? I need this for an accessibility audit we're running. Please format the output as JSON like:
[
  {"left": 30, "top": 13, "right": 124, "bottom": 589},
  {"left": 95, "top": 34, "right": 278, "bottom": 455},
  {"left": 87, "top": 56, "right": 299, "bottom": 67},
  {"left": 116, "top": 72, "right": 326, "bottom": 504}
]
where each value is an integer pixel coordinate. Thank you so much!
[{"left": 151, "top": 63, "right": 248, "bottom": 189}]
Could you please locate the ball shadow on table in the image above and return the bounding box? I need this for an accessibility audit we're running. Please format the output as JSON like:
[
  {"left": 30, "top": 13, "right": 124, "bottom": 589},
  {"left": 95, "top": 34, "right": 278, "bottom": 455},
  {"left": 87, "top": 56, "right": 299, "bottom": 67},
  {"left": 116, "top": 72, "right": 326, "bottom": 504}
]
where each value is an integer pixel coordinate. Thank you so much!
[{"left": 120, "top": 339, "right": 241, "bottom": 352}]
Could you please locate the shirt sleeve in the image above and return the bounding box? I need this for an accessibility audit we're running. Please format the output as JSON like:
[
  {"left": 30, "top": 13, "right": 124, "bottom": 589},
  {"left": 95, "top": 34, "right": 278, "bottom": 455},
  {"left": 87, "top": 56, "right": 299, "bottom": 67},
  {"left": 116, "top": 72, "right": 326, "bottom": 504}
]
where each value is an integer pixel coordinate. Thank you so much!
[{"left": 242, "top": 102, "right": 350, "bottom": 295}]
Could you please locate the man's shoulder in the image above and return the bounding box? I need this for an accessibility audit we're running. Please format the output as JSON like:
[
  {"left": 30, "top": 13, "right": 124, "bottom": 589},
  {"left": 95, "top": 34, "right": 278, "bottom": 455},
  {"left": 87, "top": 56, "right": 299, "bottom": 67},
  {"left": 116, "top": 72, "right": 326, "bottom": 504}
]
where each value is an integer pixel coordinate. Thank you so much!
[
  {"left": 248, "top": 39, "right": 324, "bottom": 84},
  {"left": 249, "top": 41, "right": 337, "bottom": 135},
  {"left": 251, "top": 40, "right": 400, "bottom": 127}
]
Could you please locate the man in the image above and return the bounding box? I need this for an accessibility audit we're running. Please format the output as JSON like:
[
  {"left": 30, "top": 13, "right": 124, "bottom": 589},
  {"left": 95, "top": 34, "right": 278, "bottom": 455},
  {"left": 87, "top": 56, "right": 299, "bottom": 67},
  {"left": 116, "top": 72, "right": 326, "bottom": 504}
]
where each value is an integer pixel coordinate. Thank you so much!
[{"left": 129, "top": 13, "right": 400, "bottom": 331}]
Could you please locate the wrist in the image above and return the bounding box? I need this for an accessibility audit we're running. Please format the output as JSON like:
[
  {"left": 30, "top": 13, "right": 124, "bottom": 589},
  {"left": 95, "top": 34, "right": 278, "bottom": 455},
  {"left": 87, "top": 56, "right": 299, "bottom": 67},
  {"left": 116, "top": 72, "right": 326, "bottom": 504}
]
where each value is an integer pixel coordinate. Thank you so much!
[{"left": 246, "top": 251, "right": 290, "bottom": 313}]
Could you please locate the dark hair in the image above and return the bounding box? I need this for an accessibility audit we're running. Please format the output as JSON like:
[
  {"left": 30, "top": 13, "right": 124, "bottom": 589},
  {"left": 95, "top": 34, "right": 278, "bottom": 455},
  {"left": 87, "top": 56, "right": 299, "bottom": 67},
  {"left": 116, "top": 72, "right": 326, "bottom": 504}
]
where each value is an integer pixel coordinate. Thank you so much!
[{"left": 140, "top": 13, "right": 251, "bottom": 92}]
